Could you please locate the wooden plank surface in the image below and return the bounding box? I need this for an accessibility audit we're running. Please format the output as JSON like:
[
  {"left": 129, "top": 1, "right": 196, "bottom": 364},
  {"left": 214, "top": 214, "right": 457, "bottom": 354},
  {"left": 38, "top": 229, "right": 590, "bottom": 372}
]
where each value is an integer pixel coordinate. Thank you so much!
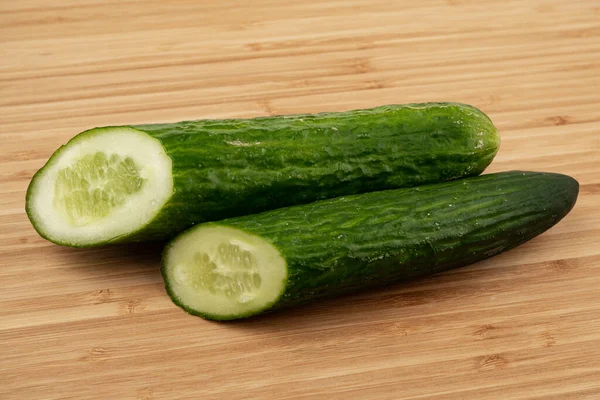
[{"left": 1, "top": 0, "right": 599, "bottom": 399}]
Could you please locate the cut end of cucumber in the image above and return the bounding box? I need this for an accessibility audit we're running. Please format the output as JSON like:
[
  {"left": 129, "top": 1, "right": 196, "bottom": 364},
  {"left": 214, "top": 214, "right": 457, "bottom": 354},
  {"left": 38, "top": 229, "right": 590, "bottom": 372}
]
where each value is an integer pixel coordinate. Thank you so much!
[
  {"left": 26, "top": 127, "right": 173, "bottom": 247},
  {"left": 163, "top": 225, "right": 288, "bottom": 320},
  {"left": 54, "top": 152, "right": 146, "bottom": 226}
]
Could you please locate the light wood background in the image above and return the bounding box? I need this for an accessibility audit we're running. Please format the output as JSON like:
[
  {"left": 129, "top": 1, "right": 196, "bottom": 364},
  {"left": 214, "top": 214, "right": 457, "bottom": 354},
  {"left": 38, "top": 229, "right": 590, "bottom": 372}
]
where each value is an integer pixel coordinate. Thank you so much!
[{"left": 1, "top": 1, "right": 599, "bottom": 399}]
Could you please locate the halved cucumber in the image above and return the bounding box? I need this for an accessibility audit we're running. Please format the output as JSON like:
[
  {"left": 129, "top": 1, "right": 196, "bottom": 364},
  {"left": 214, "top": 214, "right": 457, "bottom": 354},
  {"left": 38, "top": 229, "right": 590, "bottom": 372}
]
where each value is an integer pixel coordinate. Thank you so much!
[
  {"left": 27, "top": 102, "right": 500, "bottom": 247},
  {"left": 162, "top": 171, "right": 578, "bottom": 321},
  {"left": 26, "top": 127, "right": 173, "bottom": 246}
]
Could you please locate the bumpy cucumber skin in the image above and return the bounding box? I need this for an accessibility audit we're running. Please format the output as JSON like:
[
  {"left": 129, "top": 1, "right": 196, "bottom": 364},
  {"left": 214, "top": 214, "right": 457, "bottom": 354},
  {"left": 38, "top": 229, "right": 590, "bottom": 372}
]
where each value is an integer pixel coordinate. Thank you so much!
[
  {"left": 164, "top": 171, "right": 578, "bottom": 320},
  {"left": 27, "top": 102, "right": 499, "bottom": 246},
  {"left": 134, "top": 102, "right": 499, "bottom": 241}
]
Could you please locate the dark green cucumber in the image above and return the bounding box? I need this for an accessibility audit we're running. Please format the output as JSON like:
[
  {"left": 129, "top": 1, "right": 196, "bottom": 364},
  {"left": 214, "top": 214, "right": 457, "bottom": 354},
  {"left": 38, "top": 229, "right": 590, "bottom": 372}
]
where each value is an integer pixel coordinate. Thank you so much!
[
  {"left": 26, "top": 102, "right": 499, "bottom": 247},
  {"left": 162, "top": 171, "right": 578, "bottom": 321}
]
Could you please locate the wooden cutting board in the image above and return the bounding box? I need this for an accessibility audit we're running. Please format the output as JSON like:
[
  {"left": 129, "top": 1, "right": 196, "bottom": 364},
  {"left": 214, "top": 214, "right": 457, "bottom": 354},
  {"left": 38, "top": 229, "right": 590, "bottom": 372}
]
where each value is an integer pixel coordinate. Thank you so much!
[{"left": 1, "top": 1, "right": 599, "bottom": 399}]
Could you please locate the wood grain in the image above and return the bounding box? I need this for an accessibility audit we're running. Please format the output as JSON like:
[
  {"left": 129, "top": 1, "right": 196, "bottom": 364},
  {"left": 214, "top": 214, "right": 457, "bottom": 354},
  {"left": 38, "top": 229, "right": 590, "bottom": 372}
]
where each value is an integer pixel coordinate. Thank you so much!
[{"left": 1, "top": 0, "right": 599, "bottom": 399}]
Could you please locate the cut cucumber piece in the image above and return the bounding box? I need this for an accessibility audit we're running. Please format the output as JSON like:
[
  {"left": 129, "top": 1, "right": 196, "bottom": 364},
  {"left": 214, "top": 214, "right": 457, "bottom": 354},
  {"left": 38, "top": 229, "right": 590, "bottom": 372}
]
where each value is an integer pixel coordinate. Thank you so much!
[
  {"left": 162, "top": 171, "right": 578, "bottom": 321},
  {"left": 27, "top": 102, "right": 500, "bottom": 247}
]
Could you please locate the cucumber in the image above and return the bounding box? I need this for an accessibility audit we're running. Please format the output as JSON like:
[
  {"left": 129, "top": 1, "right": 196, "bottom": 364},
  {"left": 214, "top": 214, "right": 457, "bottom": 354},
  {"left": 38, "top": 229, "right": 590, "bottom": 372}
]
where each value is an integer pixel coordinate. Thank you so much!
[
  {"left": 162, "top": 171, "right": 578, "bottom": 321},
  {"left": 26, "top": 102, "right": 499, "bottom": 247}
]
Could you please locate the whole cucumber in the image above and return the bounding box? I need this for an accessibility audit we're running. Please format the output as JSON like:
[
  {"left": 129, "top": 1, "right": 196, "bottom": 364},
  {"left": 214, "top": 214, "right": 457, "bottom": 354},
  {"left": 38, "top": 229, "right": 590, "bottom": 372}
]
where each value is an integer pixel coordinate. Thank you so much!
[
  {"left": 162, "top": 171, "right": 578, "bottom": 320},
  {"left": 26, "top": 102, "right": 499, "bottom": 247}
]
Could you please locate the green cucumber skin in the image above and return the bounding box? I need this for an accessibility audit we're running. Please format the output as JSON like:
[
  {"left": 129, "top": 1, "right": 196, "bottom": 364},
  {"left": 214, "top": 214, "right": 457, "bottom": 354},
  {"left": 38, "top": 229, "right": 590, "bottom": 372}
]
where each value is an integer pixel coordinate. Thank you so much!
[
  {"left": 164, "top": 171, "right": 578, "bottom": 320},
  {"left": 27, "top": 102, "right": 499, "bottom": 246},
  {"left": 130, "top": 102, "right": 499, "bottom": 242}
]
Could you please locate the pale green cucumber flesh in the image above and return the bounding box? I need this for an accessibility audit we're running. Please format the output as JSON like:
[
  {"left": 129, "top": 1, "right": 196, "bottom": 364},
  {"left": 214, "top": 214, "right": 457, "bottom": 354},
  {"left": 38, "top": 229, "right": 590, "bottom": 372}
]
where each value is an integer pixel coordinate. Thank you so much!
[
  {"left": 54, "top": 152, "right": 145, "bottom": 226},
  {"left": 26, "top": 127, "right": 173, "bottom": 247},
  {"left": 163, "top": 225, "right": 287, "bottom": 320}
]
